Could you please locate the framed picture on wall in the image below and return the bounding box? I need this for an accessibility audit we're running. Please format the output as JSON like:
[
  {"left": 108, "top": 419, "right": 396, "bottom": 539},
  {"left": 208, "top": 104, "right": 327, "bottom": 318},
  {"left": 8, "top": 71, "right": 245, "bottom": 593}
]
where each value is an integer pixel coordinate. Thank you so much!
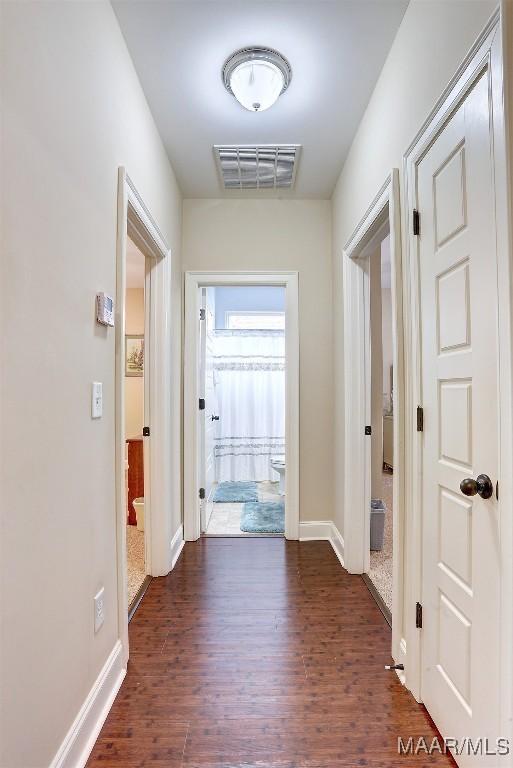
[{"left": 125, "top": 335, "right": 144, "bottom": 377}]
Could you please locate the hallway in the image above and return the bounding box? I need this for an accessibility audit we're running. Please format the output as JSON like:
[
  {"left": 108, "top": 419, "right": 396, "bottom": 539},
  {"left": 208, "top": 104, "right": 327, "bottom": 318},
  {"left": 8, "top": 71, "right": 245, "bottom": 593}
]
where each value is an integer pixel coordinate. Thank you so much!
[
  {"left": 3, "top": 3, "right": 513, "bottom": 765},
  {"left": 87, "top": 539, "right": 454, "bottom": 767}
]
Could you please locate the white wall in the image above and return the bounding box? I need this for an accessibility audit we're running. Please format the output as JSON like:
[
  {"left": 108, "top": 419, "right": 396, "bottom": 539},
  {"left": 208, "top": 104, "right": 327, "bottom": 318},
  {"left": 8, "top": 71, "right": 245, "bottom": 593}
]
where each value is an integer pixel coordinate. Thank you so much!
[
  {"left": 0, "top": 2, "right": 182, "bottom": 766},
  {"left": 331, "top": 0, "right": 497, "bottom": 537},
  {"left": 183, "top": 199, "right": 333, "bottom": 523}
]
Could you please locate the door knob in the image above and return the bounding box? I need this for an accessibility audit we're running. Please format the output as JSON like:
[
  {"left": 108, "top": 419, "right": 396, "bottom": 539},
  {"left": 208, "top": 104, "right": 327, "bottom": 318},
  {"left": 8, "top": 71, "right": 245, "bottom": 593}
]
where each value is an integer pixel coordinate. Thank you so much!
[
  {"left": 211, "top": 415, "right": 220, "bottom": 421},
  {"left": 460, "top": 474, "right": 494, "bottom": 499}
]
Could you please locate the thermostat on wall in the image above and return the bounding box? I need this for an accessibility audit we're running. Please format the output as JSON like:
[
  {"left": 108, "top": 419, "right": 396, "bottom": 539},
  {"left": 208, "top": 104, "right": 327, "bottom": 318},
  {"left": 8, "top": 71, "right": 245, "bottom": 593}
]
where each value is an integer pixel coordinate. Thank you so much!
[{"left": 96, "top": 293, "right": 114, "bottom": 326}]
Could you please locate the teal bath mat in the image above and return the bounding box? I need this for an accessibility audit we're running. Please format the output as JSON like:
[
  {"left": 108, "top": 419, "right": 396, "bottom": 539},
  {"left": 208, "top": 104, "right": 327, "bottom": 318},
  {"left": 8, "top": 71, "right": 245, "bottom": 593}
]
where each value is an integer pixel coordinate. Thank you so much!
[
  {"left": 241, "top": 501, "right": 285, "bottom": 534},
  {"left": 213, "top": 481, "right": 258, "bottom": 503}
]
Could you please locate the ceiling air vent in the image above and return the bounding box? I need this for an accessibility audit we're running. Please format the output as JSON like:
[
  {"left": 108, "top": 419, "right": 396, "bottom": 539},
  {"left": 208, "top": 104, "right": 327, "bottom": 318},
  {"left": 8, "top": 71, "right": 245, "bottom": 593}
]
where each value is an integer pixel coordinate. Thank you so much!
[{"left": 214, "top": 145, "right": 301, "bottom": 190}]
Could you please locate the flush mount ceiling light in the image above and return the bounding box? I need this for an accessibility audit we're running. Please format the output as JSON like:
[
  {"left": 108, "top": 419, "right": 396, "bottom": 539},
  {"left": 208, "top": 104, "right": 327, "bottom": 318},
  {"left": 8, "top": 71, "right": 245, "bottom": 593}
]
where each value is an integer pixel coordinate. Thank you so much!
[{"left": 222, "top": 47, "right": 292, "bottom": 112}]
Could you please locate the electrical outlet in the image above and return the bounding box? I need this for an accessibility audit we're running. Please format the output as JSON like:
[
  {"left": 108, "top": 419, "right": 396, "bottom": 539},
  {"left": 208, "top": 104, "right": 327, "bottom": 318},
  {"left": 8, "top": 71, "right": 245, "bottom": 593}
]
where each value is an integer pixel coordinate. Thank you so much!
[{"left": 94, "top": 587, "right": 105, "bottom": 633}]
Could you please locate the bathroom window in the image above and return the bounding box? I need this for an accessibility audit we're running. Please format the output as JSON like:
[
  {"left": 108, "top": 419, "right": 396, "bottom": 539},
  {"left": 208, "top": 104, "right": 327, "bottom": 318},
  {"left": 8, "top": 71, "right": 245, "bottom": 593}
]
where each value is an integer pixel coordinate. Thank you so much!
[{"left": 225, "top": 311, "right": 285, "bottom": 330}]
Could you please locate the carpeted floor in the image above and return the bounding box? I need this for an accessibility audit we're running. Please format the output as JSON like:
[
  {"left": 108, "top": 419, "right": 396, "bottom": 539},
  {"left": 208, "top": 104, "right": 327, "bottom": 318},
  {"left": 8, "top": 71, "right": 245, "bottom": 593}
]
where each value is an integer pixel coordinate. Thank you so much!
[
  {"left": 126, "top": 525, "right": 145, "bottom": 607},
  {"left": 368, "top": 471, "right": 393, "bottom": 612}
]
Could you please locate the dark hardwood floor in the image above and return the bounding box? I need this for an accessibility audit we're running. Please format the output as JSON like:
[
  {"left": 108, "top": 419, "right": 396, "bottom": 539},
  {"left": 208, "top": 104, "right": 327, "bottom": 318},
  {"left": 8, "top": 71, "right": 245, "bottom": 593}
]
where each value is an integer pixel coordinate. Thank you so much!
[{"left": 87, "top": 538, "right": 455, "bottom": 767}]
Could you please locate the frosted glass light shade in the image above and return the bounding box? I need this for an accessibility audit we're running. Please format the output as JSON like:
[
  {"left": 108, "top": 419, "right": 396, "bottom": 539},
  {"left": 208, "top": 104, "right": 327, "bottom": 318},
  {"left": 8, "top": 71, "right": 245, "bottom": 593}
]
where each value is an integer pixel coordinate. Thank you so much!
[
  {"left": 222, "top": 47, "right": 292, "bottom": 113},
  {"left": 229, "top": 60, "right": 284, "bottom": 112}
]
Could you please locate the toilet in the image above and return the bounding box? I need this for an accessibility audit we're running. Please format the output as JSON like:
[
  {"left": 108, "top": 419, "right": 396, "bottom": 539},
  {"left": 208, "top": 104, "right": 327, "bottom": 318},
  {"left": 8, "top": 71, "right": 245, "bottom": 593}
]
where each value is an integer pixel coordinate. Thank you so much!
[
  {"left": 270, "top": 457, "right": 286, "bottom": 495},
  {"left": 133, "top": 497, "right": 145, "bottom": 532}
]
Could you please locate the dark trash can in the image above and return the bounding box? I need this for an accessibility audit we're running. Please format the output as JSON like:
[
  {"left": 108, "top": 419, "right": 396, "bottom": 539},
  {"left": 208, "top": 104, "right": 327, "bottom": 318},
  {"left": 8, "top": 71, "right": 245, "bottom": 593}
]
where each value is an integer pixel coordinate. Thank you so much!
[{"left": 370, "top": 499, "right": 386, "bottom": 551}]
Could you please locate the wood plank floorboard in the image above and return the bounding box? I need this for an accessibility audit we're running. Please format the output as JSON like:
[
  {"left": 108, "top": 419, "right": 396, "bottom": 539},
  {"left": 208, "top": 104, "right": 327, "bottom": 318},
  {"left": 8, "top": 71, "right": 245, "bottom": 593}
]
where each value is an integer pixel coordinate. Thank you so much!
[{"left": 87, "top": 539, "right": 455, "bottom": 767}]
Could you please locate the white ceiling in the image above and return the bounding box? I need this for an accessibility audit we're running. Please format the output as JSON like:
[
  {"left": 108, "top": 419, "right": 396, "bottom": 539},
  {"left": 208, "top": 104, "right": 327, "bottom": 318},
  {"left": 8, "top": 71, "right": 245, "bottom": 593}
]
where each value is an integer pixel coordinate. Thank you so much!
[
  {"left": 126, "top": 236, "right": 145, "bottom": 289},
  {"left": 113, "top": 0, "right": 408, "bottom": 199}
]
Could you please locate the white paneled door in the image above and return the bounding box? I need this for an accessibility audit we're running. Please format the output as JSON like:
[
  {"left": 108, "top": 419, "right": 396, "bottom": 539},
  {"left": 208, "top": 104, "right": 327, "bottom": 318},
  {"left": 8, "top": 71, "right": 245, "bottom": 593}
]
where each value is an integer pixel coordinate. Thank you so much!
[
  {"left": 199, "top": 289, "right": 217, "bottom": 532},
  {"left": 418, "top": 71, "right": 500, "bottom": 762}
]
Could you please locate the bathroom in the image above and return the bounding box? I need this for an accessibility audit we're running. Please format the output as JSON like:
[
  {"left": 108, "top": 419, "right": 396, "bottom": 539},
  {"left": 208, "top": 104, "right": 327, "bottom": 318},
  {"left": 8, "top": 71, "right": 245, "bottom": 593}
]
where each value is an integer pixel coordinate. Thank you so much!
[{"left": 200, "top": 285, "right": 286, "bottom": 536}]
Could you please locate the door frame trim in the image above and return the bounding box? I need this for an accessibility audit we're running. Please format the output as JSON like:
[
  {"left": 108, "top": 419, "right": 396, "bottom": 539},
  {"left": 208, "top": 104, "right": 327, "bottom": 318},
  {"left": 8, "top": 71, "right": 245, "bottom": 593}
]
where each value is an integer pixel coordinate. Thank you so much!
[
  {"left": 116, "top": 168, "right": 174, "bottom": 663},
  {"left": 184, "top": 271, "right": 299, "bottom": 541},
  {"left": 341, "top": 169, "right": 405, "bottom": 673},
  {"left": 198, "top": 287, "right": 215, "bottom": 533},
  {"left": 403, "top": 9, "right": 513, "bottom": 734}
]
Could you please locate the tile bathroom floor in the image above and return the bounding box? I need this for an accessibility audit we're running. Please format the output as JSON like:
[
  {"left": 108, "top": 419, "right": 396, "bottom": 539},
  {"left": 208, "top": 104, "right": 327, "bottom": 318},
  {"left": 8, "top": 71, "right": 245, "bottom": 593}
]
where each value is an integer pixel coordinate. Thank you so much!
[{"left": 205, "top": 481, "right": 283, "bottom": 536}]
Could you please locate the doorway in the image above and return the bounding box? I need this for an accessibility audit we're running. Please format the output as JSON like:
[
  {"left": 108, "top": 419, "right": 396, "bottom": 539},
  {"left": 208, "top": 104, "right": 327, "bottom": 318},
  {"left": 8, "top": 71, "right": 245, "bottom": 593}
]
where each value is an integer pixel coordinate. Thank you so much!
[
  {"left": 124, "top": 236, "right": 150, "bottom": 615},
  {"left": 184, "top": 272, "right": 299, "bottom": 542},
  {"left": 198, "top": 285, "right": 287, "bottom": 536},
  {"left": 115, "top": 169, "right": 173, "bottom": 660},
  {"left": 341, "top": 169, "right": 404, "bottom": 668},
  {"left": 365, "top": 233, "right": 394, "bottom": 624}
]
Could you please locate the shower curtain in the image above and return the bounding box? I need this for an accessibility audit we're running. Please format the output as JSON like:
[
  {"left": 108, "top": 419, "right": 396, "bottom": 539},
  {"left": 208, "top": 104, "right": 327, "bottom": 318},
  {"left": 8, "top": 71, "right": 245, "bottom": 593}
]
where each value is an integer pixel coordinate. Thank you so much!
[{"left": 213, "top": 330, "right": 285, "bottom": 482}]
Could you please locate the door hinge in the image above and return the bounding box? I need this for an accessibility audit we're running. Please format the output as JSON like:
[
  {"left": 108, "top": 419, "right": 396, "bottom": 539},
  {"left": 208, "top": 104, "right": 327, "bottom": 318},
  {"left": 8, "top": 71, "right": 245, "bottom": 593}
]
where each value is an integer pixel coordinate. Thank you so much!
[
  {"left": 413, "top": 209, "right": 420, "bottom": 236},
  {"left": 142, "top": 426, "right": 150, "bottom": 436},
  {"left": 416, "top": 601, "right": 423, "bottom": 629},
  {"left": 199, "top": 487, "right": 205, "bottom": 500},
  {"left": 199, "top": 308, "right": 206, "bottom": 321},
  {"left": 199, "top": 398, "right": 205, "bottom": 411},
  {"left": 416, "top": 406, "right": 424, "bottom": 432},
  {"left": 496, "top": 480, "right": 499, "bottom": 500},
  {"left": 365, "top": 425, "right": 372, "bottom": 436}
]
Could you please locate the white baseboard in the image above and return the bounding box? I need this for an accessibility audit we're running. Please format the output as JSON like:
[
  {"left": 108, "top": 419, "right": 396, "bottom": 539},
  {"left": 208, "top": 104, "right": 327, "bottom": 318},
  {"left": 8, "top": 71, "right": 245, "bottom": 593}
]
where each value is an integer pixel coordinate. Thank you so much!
[
  {"left": 49, "top": 640, "right": 125, "bottom": 768},
  {"left": 330, "top": 522, "right": 345, "bottom": 566},
  {"left": 299, "top": 520, "right": 345, "bottom": 567},
  {"left": 299, "top": 520, "right": 332, "bottom": 540},
  {"left": 170, "top": 523, "right": 185, "bottom": 570}
]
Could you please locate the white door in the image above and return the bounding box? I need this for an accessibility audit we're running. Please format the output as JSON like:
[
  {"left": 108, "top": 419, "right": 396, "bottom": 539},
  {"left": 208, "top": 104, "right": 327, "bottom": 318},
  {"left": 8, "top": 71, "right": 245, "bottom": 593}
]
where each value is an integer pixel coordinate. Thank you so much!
[
  {"left": 199, "top": 289, "right": 217, "bottom": 532},
  {"left": 142, "top": 257, "right": 151, "bottom": 570},
  {"left": 418, "top": 71, "right": 500, "bottom": 762}
]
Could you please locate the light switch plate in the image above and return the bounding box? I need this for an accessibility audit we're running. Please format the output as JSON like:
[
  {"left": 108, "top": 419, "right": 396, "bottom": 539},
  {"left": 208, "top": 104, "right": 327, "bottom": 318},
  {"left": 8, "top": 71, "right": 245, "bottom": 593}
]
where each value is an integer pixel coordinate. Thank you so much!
[
  {"left": 94, "top": 587, "right": 105, "bottom": 633},
  {"left": 91, "top": 382, "right": 103, "bottom": 419}
]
